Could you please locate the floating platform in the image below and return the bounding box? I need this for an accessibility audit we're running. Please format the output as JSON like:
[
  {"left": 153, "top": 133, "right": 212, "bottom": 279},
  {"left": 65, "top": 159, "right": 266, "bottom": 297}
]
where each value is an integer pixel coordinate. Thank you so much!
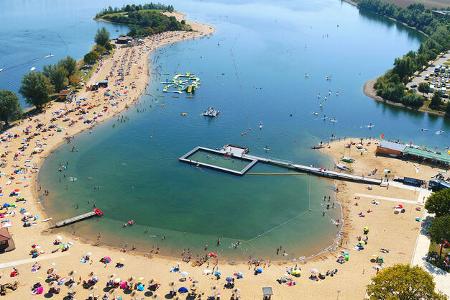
[
  {"left": 180, "top": 145, "right": 382, "bottom": 185},
  {"left": 179, "top": 146, "right": 258, "bottom": 175}
]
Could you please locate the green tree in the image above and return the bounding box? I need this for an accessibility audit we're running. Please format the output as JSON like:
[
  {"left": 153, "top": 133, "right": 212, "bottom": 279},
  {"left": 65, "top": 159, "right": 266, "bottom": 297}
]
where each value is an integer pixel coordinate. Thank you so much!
[
  {"left": 425, "top": 189, "right": 450, "bottom": 217},
  {"left": 95, "top": 27, "right": 110, "bottom": 47},
  {"left": 418, "top": 82, "right": 431, "bottom": 94},
  {"left": 19, "top": 72, "right": 53, "bottom": 110},
  {"left": 43, "top": 64, "right": 68, "bottom": 92},
  {"left": 0, "top": 90, "right": 21, "bottom": 127},
  {"left": 367, "top": 264, "right": 444, "bottom": 300},
  {"left": 83, "top": 51, "right": 99, "bottom": 65},
  {"left": 429, "top": 92, "right": 442, "bottom": 110},
  {"left": 58, "top": 56, "right": 77, "bottom": 78},
  {"left": 429, "top": 216, "right": 450, "bottom": 257}
]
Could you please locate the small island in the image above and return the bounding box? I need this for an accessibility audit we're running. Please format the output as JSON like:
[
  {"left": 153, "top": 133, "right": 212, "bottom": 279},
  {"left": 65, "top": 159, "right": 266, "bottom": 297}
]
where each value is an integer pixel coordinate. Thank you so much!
[{"left": 95, "top": 3, "right": 192, "bottom": 37}]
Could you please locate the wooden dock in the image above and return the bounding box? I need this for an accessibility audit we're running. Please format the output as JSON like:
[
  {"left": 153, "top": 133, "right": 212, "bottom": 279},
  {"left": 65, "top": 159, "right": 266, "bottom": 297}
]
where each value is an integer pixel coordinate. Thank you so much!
[
  {"left": 244, "top": 153, "right": 382, "bottom": 185},
  {"left": 180, "top": 145, "right": 382, "bottom": 185},
  {"left": 53, "top": 209, "right": 103, "bottom": 228}
]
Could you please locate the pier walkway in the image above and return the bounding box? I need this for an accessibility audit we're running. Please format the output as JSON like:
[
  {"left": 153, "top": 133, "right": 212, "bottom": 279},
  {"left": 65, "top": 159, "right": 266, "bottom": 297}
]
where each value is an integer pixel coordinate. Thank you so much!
[
  {"left": 179, "top": 145, "right": 382, "bottom": 185},
  {"left": 53, "top": 209, "right": 103, "bottom": 228},
  {"left": 244, "top": 153, "right": 382, "bottom": 185}
]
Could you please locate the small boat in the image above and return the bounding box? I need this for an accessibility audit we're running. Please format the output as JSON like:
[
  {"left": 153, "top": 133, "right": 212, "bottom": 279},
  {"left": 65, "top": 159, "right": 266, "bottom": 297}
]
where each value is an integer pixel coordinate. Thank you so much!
[
  {"left": 30, "top": 67, "right": 36, "bottom": 71},
  {"left": 0, "top": 68, "right": 3, "bottom": 72},
  {"left": 312, "top": 112, "right": 319, "bottom": 116},
  {"left": 420, "top": 128, "right": 428, "bottom": 132},
  {"left": 330, "top": 118, "right": 337, "bottom": 123},
  {"left": 263, "top": 146, "right": 271, "bottom": 152},
  {"left": 259, "top": 122, "right": 263, "bottom": 130},
  {"left": 44, "top": 54, "right": 54, "bottom": 58},
  {"left": 123, "top": 220, "right": 135, "bottom": 227},
  {"left": 341, "top": 156, "right": 354, "bottom": 163},
  {"left": 435, "top": 130, "right": 445, "bottom": 135},
  {"left": 366, "top": 123, "right": 375, "bottom": 129},
  {"left": 203, "top": 107, "right": 220, "bottom": 117},
  {"left": 336, "top": 163, "right": 351, "bottom": 172}
]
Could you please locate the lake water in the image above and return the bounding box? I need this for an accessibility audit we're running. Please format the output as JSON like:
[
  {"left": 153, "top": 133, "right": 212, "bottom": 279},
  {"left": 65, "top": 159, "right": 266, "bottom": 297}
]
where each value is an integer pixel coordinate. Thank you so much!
[{"left": 3, "top": 0, "right": 449, "bottom": 260}]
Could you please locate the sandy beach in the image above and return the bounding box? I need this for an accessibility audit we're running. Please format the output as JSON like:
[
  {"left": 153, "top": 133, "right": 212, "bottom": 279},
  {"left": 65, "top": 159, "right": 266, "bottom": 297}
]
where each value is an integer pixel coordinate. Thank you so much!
[{"left": 0, "top": 11, "right": 447, "bottom": 299}]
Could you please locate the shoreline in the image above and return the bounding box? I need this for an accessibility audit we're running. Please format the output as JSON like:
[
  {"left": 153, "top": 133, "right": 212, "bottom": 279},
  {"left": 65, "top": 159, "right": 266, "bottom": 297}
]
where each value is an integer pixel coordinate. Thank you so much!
[
  {"left": 0, "top": 13, "right": 444, "bottom": 300},
  {"left": 2, "top": 126, "right": 439, "bottom": 299},
  {"left": 32, "top": 14, "right": 216, "bottom": 257},
  {"left": 363, "top": 78, "right": 445, "bottom": 117}
]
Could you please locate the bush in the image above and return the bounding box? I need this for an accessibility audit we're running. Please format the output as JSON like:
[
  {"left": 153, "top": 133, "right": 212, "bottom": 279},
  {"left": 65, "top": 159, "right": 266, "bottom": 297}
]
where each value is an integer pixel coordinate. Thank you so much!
[
  {"left": 83, "top": 51, "right": 99, "bottom": 65},
  {"left": 418, "top": 82, "right": 431, "bottom": 94}
]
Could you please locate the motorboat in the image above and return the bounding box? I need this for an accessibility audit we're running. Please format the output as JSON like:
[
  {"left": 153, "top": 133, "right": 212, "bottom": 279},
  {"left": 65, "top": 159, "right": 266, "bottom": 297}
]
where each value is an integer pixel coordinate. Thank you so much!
[{"left": 203, "top": 107, "right": 220, "bottom": 117}]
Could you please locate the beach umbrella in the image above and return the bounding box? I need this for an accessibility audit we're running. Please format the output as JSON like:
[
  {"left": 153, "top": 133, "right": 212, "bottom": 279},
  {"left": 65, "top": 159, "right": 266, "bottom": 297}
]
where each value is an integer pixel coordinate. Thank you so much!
[
  {"left": 235, "top": 272, "right": 243, "bottom": 279},
  {"left": 114, "top": 278, "right": 121, "bottom": 284},
  {"left": 226, "top": 276, "right": 233, "bottom": 282},
  {"left": 213, "top": 271, "right": 221, "bottom": 276},
  {"left": 36, "top": 286, "right": 44, "bottom": 294},
  {"left": 310, "top": 268, "right": 319, "bottom": 275},
  {"left": 178, "top": 287, "right": 188, "bottom": 293},
  {"left": 255, "top": 267, "right": 263, "bottom": 274},
  {"left": 119, "top": 281, "right": 128, "bottom": 289},
  {"left": 180, "top": 271, "right": 189, "bottom": 278},
  {"left": 203, "top": 269, "right": 212, "bottom": 275},
  {"left": 137, "top": 283, "right": 145, "bottom": 291},
  {"left": 208, "top": 252, "right": 218, "bottom": 258},
  {"left": 102, "top": 256, "right": 112, "bottom": 264},
  {"left": 138, "top": 277, "right": 144, "bottom": 282}
]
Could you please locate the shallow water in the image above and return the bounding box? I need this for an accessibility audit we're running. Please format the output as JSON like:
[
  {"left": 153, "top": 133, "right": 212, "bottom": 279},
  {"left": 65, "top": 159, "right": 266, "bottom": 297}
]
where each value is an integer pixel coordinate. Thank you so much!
[{"left": 3, "top": 0, "right": 447, "bottom": 259}]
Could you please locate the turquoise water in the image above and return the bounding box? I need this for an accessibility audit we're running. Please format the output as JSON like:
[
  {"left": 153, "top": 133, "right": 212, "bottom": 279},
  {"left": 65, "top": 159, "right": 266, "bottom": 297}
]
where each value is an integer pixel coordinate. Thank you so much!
[{"left": 2, "top": 0, "right": 448, "bottom": 259}]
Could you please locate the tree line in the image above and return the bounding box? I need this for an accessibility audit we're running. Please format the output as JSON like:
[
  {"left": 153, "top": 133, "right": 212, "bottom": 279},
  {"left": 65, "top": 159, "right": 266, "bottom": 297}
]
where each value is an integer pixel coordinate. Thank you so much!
[
  {"left": 95, "top": 3, "right": 175, "bottom": 19},
  {"left": 0, "top": 28, "right": 113, "bottom": 128},
  {"left": 99, "top": 8, "right": 189, "bottom": 38},
  {"left": 357, "top": 0, "right": 450, "bottom": 116}
]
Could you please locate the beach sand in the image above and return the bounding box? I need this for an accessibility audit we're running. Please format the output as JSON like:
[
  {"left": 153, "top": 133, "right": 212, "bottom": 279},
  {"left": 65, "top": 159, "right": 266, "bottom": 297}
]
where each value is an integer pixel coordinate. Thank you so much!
[{"left": 0, "top": 12, "right": 445, "bottom": 299}]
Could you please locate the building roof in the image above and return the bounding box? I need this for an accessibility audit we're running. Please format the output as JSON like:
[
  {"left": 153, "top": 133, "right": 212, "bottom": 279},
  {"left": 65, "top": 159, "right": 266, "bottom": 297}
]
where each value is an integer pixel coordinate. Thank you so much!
[
  {"left": 0, "top": 228, "right": 12, "bottom": 242},
  {"left": 404, "top": 146, "right": 450, "bottom": 165},
  {"left": 379, "top": 141, "right": 407, "bottom": 152}
]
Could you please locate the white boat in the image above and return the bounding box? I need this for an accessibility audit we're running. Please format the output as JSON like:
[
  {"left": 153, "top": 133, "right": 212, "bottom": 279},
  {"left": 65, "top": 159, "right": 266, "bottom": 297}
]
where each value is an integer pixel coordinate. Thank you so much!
[
  {"left": 0, "top": 68, "right": 3, "bottom": 72},
  {"left": 30, "top": 67, "right": 36, "bottom": 71},
  {"left": 202, "top": 107, "right": 219, "bottom": 117},
  {"left": 366, "top": 123, "right": 375, "bottom": 129},
  {"left": 435, "top": 130, "right": 445, "bottom": 135},
  {"left": 44, "top": 54, "right": 54, "bottom": 58}
]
